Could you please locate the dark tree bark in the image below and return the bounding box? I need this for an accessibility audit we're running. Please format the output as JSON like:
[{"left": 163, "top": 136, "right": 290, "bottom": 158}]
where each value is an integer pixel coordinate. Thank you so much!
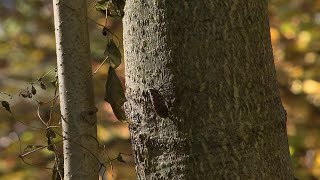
[{"left": 124, "top": 1, "right": 294, "bottom": 179}]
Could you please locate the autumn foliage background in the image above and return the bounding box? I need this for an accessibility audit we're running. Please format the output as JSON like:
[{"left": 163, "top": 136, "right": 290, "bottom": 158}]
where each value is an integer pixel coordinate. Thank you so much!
[{"left": 0, "top": 0, "right": 320, "bottom": 179}]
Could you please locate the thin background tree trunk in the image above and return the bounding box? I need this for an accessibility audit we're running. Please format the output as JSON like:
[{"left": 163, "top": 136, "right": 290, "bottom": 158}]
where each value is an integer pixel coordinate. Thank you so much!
[
  {"left": 53, "top": 0, "right": 98, "bottom": 179},
  {"left": 124, "top": 0, "right": 294, "bottom": 179}
]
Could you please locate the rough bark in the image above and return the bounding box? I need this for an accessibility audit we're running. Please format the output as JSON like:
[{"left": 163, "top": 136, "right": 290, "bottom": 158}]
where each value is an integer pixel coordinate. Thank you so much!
[
  {"left": 53, "top": 0, "right": 98, "bottom": 179},
  {"left": 124, "top": 0, "right": 294, "bottom": 179}
]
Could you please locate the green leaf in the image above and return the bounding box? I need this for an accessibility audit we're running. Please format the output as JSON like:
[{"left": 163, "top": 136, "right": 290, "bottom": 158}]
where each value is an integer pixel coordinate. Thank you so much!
[
  {"left": 104, "top": 39, "right": 122, "bottom": 68},
  {"left": 52, "top": 158, "right": 63, "bottom": 180},
  {"left": 97, "top": 0, "right": 109, "bottom": 4},
  {"left": 95, "top": 0, "right": 109, "bottom": 12},
  {"left": 105, "top": 66, "right": 126, "bottom": 121}
]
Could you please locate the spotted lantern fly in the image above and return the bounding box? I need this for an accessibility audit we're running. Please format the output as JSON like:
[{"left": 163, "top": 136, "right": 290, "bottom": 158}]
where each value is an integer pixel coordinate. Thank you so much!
[{"left": 147, "top": 88, "right": 169, "bottom": 118}]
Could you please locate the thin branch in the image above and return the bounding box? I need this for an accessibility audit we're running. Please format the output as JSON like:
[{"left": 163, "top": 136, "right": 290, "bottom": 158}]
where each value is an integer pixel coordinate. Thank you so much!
[
  {"left": 36, "top": 67, "right": 57, "bottom": 82},
  {"left": 36, "top": 105, "right": 47, "bottom": 126},
  {"left": 87, "top": 17, "right": 120, "bottom": 46},
  {"left": 19, "top": 139, "right": 64, "bottom": 158},
  {"left": 0, "top": 92, "right": 13, "bottom": 99},
  {"left": 10, "top": 113, "right": 45, "bottom": 130},
  {"left": 36, "top": 95, "right": 59, "bottom": 105},
  {"left": 93, "top": 56, "right": 109, "bottom": 75},
  {"left": 47, "top": 84, "right": 59, "bottom": 126}
]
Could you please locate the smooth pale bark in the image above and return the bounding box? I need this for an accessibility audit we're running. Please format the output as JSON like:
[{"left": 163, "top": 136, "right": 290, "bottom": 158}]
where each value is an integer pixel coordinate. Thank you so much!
[
  {"left": 124, "top": 1, "right": 294, "bottom": 179},
  {"left": 53, "top": 0, "right": 98, "bottom": 179}
]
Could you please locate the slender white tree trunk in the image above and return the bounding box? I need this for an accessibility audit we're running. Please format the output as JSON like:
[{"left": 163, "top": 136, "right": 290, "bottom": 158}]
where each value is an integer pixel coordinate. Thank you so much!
[{"left": 53, "top": 0, "right": 98, "bottom": 179}]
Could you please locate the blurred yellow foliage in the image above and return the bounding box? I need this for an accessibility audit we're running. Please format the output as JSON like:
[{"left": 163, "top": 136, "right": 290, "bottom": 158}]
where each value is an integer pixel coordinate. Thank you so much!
[
  {"left": 280, "top": 22, "right": 297, "bottom": 39},
  {"left": 304, "top": 52, "right": 317, "bottom": 64},
  {"left": 98, "top": 124, "right": 112, "bottom": 142},
  {"left": 30, "top": 50, "right": 44, "bottom": 62},
  {"left": 303, "top": 80, "right": 320, "bottom": 94},
  {"left": 296, "top": 31, "right": 312, "bottom": 51},
  {"left": 18, "top": 34, "right": 31, "bottom": 45},
  {"left": 313, "top": 151, "right": 320, "bottom": 176},
  {"left": 270, "top": 27, "right": 280, "bottom": 43}
]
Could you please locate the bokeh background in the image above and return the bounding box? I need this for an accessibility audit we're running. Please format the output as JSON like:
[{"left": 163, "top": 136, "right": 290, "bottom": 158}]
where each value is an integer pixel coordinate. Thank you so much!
[{"left": 0, "top": 0, "right": 319, "bottom": 179}]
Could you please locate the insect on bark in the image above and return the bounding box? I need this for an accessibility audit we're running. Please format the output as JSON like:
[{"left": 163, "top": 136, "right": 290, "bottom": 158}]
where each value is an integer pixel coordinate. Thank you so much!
[{"left": 147, "top": 88, "right": 169, "bottom": 118}]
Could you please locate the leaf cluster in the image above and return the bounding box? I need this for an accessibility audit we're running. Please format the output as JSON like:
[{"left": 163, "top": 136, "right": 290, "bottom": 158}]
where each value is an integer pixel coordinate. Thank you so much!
[
  {"left": 96, "top": 0, "right": 125, "bottom": 18},
  {"left": 103, "top": 38, "right": 126, "bottom": 121}
]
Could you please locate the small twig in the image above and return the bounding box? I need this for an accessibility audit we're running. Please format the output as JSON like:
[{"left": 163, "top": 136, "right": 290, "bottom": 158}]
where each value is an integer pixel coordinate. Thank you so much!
[
  {"left": 87, "top": 17, "right": 121, "bottom": 46},
  {"left": 101, "top": 145, "right": 115, "bottom": 180},
  {"left": 10, "top": 113, "right": 44, "bottom": 130},
  {"left": 36, "top": 67, "right": 57, "bottom": 82},
  {"left": 20, "top": 155, "right": 54, "bottom": 170},
  {"left": 36, "top": 95, "right": 59, "bottom": 105},
  {"left": 60, "top": 115, "right": 69, "bottom": 125},
  {"left": 87, "top": 1, "right": 98, "bottom": 15},
  {"left": 0, "top": 92, "right": 13, "bottom": 99},
  {"left": 16, "top": 132, "right": 22, "bottom": 156},
  {"left": 53, "top": 147, "right": 63, "bottom": 179},
  {"left": 119, "top": 152, "right": 133, "bottom": 156},
  {"left": 17, "top": 133, "right": 60, "bottom": 170},
  {"left": 99, "top": 164, "right": 107, "bottom": 180},
  {"left": 51, "top": 130, "right": 103, "bottom": 166},
  {"left": 19, "top": 139, "right": 64, "bottom": 158},
  {"left": 47, "top": 84, "right": 59, "bottom": 126},
  {"left": 37, "top": 105, "right": 48, "bottom": 126},
  {"left": 93, "top": 56, "right": 109, "bottom": 75}
]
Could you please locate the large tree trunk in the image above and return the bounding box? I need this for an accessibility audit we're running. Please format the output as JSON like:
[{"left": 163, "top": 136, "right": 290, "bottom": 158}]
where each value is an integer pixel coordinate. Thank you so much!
[
  {"left": 53, "top": 0, "right": 98, "bottom": 179},
  {"left": 124, "top": 1, "right": 294, "bottom": 179}
]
